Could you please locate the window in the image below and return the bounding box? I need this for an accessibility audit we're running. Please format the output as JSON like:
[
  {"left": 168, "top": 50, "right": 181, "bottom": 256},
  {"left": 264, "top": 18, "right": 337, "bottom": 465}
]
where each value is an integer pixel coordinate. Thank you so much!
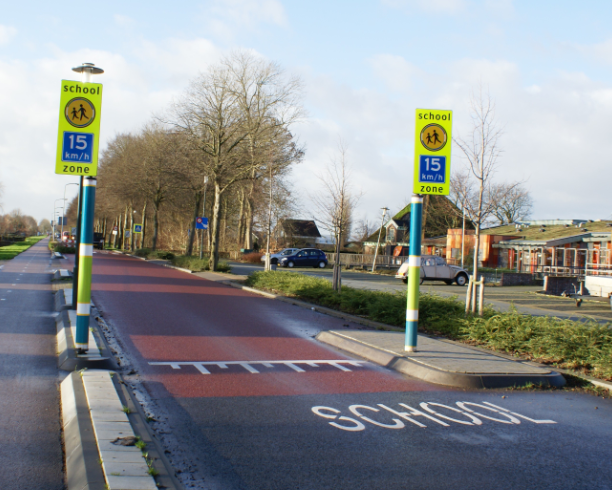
[
  {"left": 297, "top": 252, "right": 306, "bottom": 257},
  {"left": 435, "top": 257, "right": 446, "bottom": 266},
  {"left": 387, "top": 227, "right": 396, "bottom": 243}
]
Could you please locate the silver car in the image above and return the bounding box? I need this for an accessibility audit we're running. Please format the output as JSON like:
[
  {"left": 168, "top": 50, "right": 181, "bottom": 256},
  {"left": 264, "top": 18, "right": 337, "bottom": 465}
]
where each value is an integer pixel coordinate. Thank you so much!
[
  {"left": 395, "top": 255, "right": 469, "bottom": 286},
  {"left": 260, "top": 248, "right": 302, "bottom": 265}
]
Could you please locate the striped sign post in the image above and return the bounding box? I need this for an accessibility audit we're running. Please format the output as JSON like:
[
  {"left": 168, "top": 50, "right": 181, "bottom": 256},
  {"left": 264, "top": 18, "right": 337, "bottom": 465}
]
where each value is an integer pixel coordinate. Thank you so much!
[
  {"left": 75, "top": 177, "right": 96, "bottom": 350},
  {"left": 405, "top": 195, "right": 423, "bottom": 352}
]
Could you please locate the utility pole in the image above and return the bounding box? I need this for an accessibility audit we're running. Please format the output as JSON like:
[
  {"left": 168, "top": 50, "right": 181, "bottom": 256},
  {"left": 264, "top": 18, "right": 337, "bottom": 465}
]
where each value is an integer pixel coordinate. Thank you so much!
[
  {"left": 371, "top": 207, "right": 389, "bottom": 272},
  {"left": 461, "top": 202, "right": 466, "bottom": 269}
]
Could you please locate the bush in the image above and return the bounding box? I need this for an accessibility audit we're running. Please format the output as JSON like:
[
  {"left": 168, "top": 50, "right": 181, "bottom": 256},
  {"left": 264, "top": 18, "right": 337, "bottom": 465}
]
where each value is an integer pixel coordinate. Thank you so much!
[
  {"left": 243, "top": 252, "right": 263, "bottom": 264},
  {"left": 216, "top": 261, "right": 231, "bottom": 273},
  {"left": 171, "top": 255, "right": 209, "bottom": 272},
  {"left": 245, "top": 271, "right": 612, "bottom": 381},
  {"left": 155, "top": 250, "right": 175, "bottom": 260},
  {"left": 53, "top": 244, "right": 76, "bottom": 254},
  {"left": 133, "top": 248, "right": 152, "bottom": 257}
]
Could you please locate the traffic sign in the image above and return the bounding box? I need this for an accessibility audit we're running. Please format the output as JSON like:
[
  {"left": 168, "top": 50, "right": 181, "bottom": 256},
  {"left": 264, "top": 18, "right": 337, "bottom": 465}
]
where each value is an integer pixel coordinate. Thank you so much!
[
  {"left": 125, "top": 230, "right": 131, "bottom": 238},
  {"left": 413, "top": 109, "right": 452, "bottom": 195},
  {"left": 195, "top": 217, "right": 208, "bottom": 230},
  {"left": 55, "top": 80, "right": 103, "bottom": 176},
  {"left": 133, "top": 224, "right": 143, "bottom": 234}
]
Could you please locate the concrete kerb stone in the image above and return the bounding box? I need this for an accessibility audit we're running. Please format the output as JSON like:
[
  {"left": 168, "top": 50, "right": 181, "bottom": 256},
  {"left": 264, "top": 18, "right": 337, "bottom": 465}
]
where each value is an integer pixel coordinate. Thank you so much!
[
  {"left": 316, "top": 331, "right": 567, "bottom": 389},
  {"left": 55, "top": 291, "right": 115, "bottom": 371},
  {"left": 60, "top": 372, "right": 107, "bottom": 490}
]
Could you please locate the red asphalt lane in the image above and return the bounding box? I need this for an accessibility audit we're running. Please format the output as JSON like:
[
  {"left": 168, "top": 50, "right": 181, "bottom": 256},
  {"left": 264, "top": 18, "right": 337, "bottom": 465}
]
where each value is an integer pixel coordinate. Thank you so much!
[{"left": 91, "top": 252, "right": 442, "bottom": 398}]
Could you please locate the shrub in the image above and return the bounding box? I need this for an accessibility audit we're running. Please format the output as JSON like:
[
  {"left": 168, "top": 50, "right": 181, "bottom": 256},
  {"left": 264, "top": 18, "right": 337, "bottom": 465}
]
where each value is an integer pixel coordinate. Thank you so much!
[
  {"left": 155, "top": 250, "right": 175, "bottom": 260},
  {"left": 171, "top": 255, "right": 208, "bottom": 272},
  {"left": 243, "top": 252, "right": 263, "bottom": 264},
  {"left": 133, "top": 248, "right": 152, "bottom": 257},
  {"left": 53, "top": 244, "right": 76, "bottom": 254},
  {"left": 216, "top": 261, "right": 231, "bottom": 273}
]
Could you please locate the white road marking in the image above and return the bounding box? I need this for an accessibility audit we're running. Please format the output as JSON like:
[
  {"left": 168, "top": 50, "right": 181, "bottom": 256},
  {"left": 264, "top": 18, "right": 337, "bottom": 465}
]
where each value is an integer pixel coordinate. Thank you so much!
[
  {"left": 312, "top": 401, "right": 557, "bottom": 432},
  {"left": 149, "top": 359, "right": 368, "bottom": 374}
]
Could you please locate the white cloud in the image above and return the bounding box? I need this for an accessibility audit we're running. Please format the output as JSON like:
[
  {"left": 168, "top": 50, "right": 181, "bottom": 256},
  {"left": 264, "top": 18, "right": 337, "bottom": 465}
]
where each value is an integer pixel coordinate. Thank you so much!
[
  {"left": 201, "top": 0, "right": 287, "bottom": 41},
  {"left": 0, "top": 25, "right": 17, "bottom": 45},
  {"left": 113, "top": 14, "right": 134, "bottom": 26},
  {"left": 381, "top": 0, "right": 467, "bottom": 15}
]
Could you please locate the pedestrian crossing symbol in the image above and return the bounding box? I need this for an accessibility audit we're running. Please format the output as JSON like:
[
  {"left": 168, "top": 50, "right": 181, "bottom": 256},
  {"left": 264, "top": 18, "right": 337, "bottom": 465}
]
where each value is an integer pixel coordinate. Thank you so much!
[
  {"left": 65, "top": 98, "right": 96, "bottom": 128},
  {"left": 420, "top": 124, "right": 447, "bottom": 152}
]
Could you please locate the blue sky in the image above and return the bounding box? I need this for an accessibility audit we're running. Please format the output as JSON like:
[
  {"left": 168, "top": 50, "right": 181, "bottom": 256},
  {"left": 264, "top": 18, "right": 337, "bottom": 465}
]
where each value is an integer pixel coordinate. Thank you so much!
[{"left": 2, "top": 0, "right": 612, "bottom": 226}]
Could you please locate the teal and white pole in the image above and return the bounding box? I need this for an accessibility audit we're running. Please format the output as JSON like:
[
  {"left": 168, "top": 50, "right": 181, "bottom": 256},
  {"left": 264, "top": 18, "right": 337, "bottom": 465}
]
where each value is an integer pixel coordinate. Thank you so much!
[
  {"left": 405, "top": 195, "right": 423, "bottom": 352},
  {"left": 75, "top": 177, "right": 96, "bottom": 350}
]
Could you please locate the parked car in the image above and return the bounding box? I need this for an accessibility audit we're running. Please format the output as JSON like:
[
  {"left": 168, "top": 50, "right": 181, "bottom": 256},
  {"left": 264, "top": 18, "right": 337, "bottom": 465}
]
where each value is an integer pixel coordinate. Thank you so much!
[
  {"left": 395, "top": 255, "right": 469, "bottom": 286},
  {"left": 93, "top": 232, "right": 105, "bottom": 250},
  {"left": 279, "top": 248, "right": 328, "bottom": 268},
  {"left": 260, "top": 248, "right": 301, "bottom": 265}
]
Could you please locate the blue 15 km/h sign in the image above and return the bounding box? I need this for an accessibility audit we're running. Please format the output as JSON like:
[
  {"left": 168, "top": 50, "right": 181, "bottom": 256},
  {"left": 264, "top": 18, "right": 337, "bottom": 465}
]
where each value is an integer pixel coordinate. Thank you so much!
[
  {"left": 62, "top": 132, "right": 94, "bottom": 163},
  {"left": 418, "top": 155, "right": 446, "bottom": 184}
]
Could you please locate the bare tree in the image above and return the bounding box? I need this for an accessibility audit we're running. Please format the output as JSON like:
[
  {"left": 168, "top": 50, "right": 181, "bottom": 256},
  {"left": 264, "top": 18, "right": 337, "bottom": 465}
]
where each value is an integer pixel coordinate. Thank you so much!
[
  {"left": 453, "top": 87, "right": 503, "bottom": 281},
  {"left": 490, "top": 182, "right": 533, "bottom": 225},
  {"left": 312, "top": 141, "right": 360, "bottom": 291}
]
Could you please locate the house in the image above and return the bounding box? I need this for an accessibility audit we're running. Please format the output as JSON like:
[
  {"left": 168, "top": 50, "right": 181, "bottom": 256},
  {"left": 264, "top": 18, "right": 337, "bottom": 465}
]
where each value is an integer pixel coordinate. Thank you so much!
[
  {"left": 279, "top": 219, "right": 322, "bottom": 248},
  {"left": 362, "top": 196, "right": 465, "bottom": 255},
  {"left": 447, "top": 219, "right": 612, "bottom": 271}
]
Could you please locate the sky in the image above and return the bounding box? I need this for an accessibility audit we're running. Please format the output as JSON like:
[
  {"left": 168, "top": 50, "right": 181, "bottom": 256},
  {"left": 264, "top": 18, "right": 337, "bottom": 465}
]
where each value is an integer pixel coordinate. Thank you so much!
[{"left": 2, "top": 0, "right": 612, "bottom": 227}]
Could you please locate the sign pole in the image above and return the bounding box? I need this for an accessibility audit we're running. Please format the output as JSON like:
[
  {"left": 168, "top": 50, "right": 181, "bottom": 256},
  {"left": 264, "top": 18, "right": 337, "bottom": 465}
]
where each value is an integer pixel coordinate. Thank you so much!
[
  {"left": 405, "top": 195, "right": 423, "bottom": 352},
  {"left": 408, "top": 108, "right": 453, "bottom": 352},
  {"left": 71, "top": 175, "right": 83, "bottom": 310},
  {"left": 75, "top": 177, "right": 96, "bottom": 350}
]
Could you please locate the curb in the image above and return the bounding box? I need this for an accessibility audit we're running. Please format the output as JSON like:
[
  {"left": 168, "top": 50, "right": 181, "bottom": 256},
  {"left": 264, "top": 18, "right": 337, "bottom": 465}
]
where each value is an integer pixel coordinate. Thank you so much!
[
  {"left": 112, "top": 374, "right": 184, "bottom": 489},
  {"left": 316, "top": 331, "right": 566, "bottom": 389},
  {"left": 56, "top": 292, "right": 115, "bottom": 371},
  {"left": 61, "top": 372, "right": 107, "bottom": 490}
]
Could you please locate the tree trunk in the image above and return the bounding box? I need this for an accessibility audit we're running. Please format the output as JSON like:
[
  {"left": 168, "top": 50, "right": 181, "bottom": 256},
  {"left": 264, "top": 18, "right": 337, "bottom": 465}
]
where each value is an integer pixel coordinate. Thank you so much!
[
  {"left": 221, "top": 197, "right": 227, "bottom": 252},
  {"left": 141, "top": 201, "right": 148, "bottom": 249},
  {"left": 186, "top": 191, "right": 203, "bottom": 256},
  {"left": 152, "top": 201, "right": 160, "bottom": 251},
  {"left": 237, "top": 188, "right": 245, "bottom": 247},
  {"left": 129, "top": 206, "right": 135, "bottom": 251},
  {"left": 122, "top": 208, "right": 129, "bottom": 251},
  {"left": 208, "top": 181, "right": 222, "bottom": 271},
  {"left": 244, "top": 196, "right": 254, "bottom": 250}
]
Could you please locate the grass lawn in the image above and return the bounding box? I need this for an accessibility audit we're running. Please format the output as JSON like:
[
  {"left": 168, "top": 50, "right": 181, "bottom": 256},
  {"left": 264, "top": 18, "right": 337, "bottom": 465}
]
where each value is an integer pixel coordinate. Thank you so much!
[
  {"left": 246, "top": 271, "right": 612, "bottom": 382},
  {"left": 0, "top": 236, "right": 45, "bottom": 260}
]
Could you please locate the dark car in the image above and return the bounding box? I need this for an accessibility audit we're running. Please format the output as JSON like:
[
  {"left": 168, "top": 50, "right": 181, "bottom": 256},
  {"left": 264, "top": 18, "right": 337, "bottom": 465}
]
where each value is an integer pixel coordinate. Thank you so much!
[
  {"left": 93, "top": 232, "right": 105, "bottom": 250},
  {"left": 279, "top": 248, "right": 328, "bottom": 268}
]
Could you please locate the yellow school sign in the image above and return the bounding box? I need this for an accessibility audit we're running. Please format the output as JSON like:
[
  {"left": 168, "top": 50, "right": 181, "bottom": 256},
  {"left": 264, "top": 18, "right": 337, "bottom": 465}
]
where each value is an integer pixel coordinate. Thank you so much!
[
  {"left": 55, "top": 80, "right": 103, "bottom": 176},
  {"left": 413, "top": 109, "right": 452, "bottom": 195}
]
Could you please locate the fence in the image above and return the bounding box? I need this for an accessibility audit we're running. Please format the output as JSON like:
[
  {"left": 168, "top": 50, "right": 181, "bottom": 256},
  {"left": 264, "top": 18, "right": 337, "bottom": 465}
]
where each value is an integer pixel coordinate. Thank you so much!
[{"left": 326, "top": 253, "right": 408, "bottom": 268}]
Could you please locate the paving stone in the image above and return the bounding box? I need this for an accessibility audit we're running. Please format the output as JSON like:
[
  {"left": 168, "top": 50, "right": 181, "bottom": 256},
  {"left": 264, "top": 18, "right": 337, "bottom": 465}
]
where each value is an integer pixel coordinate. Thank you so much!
[{"left": 105, "top": 474, "right": 157, "bottom": 490}]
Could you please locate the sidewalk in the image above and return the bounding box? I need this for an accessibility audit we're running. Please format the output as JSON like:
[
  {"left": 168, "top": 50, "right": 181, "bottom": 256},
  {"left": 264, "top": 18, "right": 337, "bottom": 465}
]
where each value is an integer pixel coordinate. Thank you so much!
[
  {"left": 0, "top": 238, "right": 64, "bottom": 489},
  {"left": 317, "top": 329, "right": 566, "bottom": 389}
]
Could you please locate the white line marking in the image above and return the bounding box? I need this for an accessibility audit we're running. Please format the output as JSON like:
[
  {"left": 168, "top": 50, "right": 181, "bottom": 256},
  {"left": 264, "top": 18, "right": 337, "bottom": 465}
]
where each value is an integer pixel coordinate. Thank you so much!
[{"left": 148, "top": 359, "right": 367, "bottom": 375}]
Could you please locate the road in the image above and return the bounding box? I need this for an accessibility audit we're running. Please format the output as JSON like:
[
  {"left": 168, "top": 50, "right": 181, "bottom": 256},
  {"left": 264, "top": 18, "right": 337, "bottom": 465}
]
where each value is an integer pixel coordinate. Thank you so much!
[
  {"left": 91, "top": 252, "right": 612, "bottom": 490},
  {"left": 0, "top": 238, "right": 64, "bottom": 489},
  {"left": 228, "top": 261, "right": 612, "bottom": 322}
]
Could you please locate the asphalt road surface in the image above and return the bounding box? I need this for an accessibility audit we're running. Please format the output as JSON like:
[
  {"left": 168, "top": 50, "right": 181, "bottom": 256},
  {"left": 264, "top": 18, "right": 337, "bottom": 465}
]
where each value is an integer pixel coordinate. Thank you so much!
[
  {"left": 92, "top": 252, "right": 612, "bottom": 490},
  {"left": 0, "top": 238, "right": 64, "bottom": 489},
  {"left": 229, "top": 261, "right": 612, "bottom": 322}
]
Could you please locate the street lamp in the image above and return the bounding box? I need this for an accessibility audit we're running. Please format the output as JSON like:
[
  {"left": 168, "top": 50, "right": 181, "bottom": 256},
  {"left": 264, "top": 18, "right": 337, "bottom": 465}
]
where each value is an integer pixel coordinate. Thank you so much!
[
  {"left": 62, "top": 182, "right": 79, "bottom": 238},
  {"left": 53, "top": 198, "right": 65, "bottom": 238},
  {"left": 371, "top": 207, "right": 389, "bottom": 273}
]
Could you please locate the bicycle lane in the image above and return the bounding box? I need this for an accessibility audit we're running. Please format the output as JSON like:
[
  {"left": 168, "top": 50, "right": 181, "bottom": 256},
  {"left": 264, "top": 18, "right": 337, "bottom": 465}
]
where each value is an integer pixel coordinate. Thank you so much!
[{"left": 91, "top": 252, "right": 612, "bottom": 490}]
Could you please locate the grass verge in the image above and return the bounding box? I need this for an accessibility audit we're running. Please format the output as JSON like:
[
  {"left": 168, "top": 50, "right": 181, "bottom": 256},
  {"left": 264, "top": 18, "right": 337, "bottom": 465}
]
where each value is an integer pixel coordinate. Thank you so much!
[
  {"left": 245, "top": 271, "right": 612, "bottom": 381},
  {"left": 0, "top": 236, "right": 45, "bottom": 260}
]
